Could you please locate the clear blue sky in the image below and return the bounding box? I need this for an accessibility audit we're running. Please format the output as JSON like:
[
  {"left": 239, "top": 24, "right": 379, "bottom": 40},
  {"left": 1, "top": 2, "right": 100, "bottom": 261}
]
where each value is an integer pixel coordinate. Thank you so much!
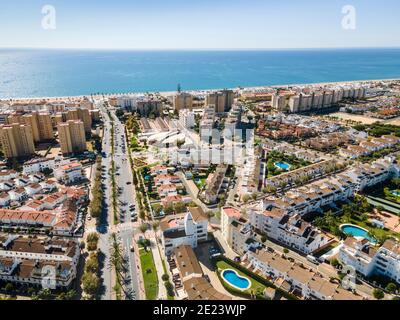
[{"left": 0, "top": 0, "right": 399, "bottom": 49}]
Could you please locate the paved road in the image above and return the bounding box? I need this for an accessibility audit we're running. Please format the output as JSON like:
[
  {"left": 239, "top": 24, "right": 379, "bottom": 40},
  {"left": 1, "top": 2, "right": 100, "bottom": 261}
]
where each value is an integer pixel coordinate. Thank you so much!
[
  {"left": 95, "top": 100, "right": 114, "bottom": 300},
  {"left": 99, "top": 102, "right": 140, "bottom": 300},
  {"left": 112, "top": 107, "right": 140, "bottom": 299}
]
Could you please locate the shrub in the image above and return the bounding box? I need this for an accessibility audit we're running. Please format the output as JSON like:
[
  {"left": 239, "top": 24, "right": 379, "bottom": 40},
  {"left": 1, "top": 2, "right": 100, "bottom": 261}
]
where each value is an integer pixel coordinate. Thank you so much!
[
  {"left": 85, "top": 253, "right": 99, "bottom": 274},
  {"left": 165, "top": 281, "right": 175, "bottom": 297},
  {"left": 373, "top": 289, "right": 385, "bottom": 300},
  {"left": 82, "top": 272, "right": 100, "bottom": 296},
  {"left": 386, "top": 283, "right": 397, "bottom": 294},
  {"left": 162, "top": 274, "right": 169, "bottom": 282}
]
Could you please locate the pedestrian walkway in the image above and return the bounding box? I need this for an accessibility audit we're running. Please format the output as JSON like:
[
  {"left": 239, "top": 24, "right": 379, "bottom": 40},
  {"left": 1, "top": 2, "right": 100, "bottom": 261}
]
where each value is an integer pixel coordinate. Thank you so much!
[
  {"left": 148, "top": 234, "right": 167, "bottom": 300},
  {"left": 133, "top": 233, "right": 146, "bottom": 300}
]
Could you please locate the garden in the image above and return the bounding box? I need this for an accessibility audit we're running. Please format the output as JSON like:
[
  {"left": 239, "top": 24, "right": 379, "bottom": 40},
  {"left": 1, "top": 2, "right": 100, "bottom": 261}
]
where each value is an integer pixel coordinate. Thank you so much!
[
  {"left": 212, "top": 256, "right": 297, "bottom": 300},
  {"left": 313, "top": 196, "right": 399, "bottom": 244},
  {"left": 265, "top": 150, "right": 310, "bottom": 178},
  {"left": 139, "top": 242, "right": 159, "bottom": 300},
  {"left": 215, "top": 260, "right": 268, "bottom": 299}
]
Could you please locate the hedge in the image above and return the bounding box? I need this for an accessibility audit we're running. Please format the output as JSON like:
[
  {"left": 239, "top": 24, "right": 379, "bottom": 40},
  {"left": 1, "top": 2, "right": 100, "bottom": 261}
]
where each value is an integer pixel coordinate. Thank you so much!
[{"left": 212, "top": 255, "right": 297, "bottom": 300}]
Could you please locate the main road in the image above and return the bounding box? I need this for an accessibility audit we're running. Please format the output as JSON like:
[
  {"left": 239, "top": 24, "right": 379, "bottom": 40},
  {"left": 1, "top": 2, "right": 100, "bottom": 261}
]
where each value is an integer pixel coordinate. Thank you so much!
[{"left": 94, "top": 99, "right": 140, "bottom": 300}]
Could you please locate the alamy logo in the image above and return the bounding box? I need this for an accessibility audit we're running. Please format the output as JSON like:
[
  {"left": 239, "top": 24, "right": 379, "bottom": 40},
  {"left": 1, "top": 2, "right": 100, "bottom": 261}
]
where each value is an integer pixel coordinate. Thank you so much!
[
  {"left": 341, "top": 5, "right": 356, "bottom": 30},
  {"left": 41, "top": 5, "right": 56, "bottom": 30}
]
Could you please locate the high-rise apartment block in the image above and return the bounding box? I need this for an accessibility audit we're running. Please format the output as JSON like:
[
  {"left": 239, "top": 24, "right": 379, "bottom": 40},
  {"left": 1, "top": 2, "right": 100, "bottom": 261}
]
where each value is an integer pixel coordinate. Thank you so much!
[
  {"left": 173, "top": 92, "right": 193, "bottom": 111},
  {"left": 57, "top": 120, "right": 87, "bottom": 155},
  {"left": 0, "top": 123, "right": 35, "bottom": 158},
  {"left": 206, "top": 90, "right": 234, "bottom": 113}
]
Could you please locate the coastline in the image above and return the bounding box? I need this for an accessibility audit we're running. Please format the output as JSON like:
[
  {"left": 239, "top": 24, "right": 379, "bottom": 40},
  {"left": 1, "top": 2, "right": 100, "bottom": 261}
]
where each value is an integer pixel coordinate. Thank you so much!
[{"left": 1, "top": 77, "right": 399, "bottom": 101}]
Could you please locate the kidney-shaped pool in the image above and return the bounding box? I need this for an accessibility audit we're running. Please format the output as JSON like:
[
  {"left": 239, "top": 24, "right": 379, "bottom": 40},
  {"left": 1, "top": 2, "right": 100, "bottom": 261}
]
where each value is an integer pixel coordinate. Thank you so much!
[{"left": 221, "top": 269, "right": 251, "bottom": 291}]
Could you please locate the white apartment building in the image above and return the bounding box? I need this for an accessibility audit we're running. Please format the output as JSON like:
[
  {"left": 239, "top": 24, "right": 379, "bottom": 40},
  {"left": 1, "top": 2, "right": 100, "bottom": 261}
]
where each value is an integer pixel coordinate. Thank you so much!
[
  {"left": 22, "top": 157, "right": 56, "bottom": 175},
  {"left": 160, "top": 207, "right": 208, "bottom": 255},
  {"left": 179, "top": 109, "right": 195, "bottom": 129},
  {"left": 245, "top": 248, "right": 362, "bottom": 300},
  {"left": 339, "top": 237, "right": 400, "bottom": 284},
  {"left": 221, "top": 207, "right": 259, "bottom": 255},
  {"left": 0, "top": 234, "right": 80, "bottom": 289},
  {"left": 249, "top": 203, "right": 333, "bottom": 255},
  {"left": 288, "top": 86, "right": 366, "bottom": 113},
  {"left": 259, "top": 157, "right": 399, "bottom": 218},
  {"left": 54, "top": 162, "right": 83, "bottom": 185}
]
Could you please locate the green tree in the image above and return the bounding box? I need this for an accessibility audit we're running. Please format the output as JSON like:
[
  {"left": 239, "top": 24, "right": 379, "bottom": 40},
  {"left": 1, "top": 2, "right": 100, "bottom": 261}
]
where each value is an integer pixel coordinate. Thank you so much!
[
  {"left": 4, "top": 283, "right": 14, "bottom": 293},
  {"left": 163, "top": 203, "right": 175, "bottom": 215},
  {"left": 85, "top": 253, "right": 99, "bottom": 273},
  {"left": 82, "top": 272, "right": 100, "bottom": 296},
  {"left": 372, "top": 288, "right": 385, "bottom": 300},
  {"left": 139, "top": 223, "right": 149, "bottom": 239},
  {"left": 385, "top": 283, "right": 397, "bottom": 294}
]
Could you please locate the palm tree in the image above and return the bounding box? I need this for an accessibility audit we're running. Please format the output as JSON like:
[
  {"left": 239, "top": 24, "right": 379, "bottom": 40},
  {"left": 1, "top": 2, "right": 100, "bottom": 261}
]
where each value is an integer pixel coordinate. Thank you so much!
[
  {"left": 152, "top": 221, "right": 160, "bottom": 239},
  {"left": 139, "top": 223, "right": 149, "bottom": 239}
]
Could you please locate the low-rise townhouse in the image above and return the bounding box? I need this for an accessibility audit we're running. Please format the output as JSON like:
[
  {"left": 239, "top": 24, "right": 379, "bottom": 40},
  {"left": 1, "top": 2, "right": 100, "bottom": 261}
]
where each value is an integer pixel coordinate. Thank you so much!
[
  {"left": 24, "top": 183, "right": 43, "bottom": 196},
  {"left": 0, "top": 170, "right": 18, "bottom": 182},
  {"left": 0, "top": 181, "right": 14, "bottom": 191},
  {"left": 15, "top": 176, "right": 31, "bottom": 188},
  {"left": 245, "top": 249, "right": 362, "bottom": 300},
  {"left": 261, "top": 157, "right": 398, "bottom": 218},
  {"left": 265, "top": 160, "right": 341, "bottom": 190},
  {"left": 40, "top": 180, "right": 57, "bottom": 192},
  {"left": 202, "top": 164, "right": 227, "bottom": 204},
  {"left": 340, "top": 135, "right": 400, "bottom": 159},
  {"left": 172, "top": 245, "right": 231, "bottom": 300},
  {"left": 0, "top": 199, "right": 79, "bottom": 236},
  {"left": 150, "top": 165, "right": 169, "bottom": 176},
  {"left": 22, "top": 157, "right": 55, "bottom": 175},
  {"left": 154, "top": 174, "right": 181, "bottom": 186},
  {"left": 157, "top": 184, "right": 178, "bottom": 197},
  {"left": 54, "top": 162, "right": 83, "bottom": 185},
  {"left": 42, "top": 192, "right": 68, "bottom": 210},
  {"left": 0, "top": 234, "right": 80, "bottom": 288},
  {"left": 29, "top": 172, "right": 46, "bottom": 183},
  {"left": 0, "top": 193, "right": 10, "bottom": 207},
  {"left": 9, "top": 187, "right": 28, "bottom": 202}
]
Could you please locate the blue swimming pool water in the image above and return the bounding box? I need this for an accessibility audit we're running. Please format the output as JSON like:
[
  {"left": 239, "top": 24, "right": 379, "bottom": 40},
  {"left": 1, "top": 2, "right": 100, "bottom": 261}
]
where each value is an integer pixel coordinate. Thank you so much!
[
  {"left": 391, "top": 190, "right": 400, "bottom": 197},
  {"left": 274, "top": 162, "right": 291, "bottom": 170},
  {"left": 341, "top": 225, "right": 376, "bottom": 243},
  {"left": 222, "top": 269, "right": 250, "bottom": 290}
]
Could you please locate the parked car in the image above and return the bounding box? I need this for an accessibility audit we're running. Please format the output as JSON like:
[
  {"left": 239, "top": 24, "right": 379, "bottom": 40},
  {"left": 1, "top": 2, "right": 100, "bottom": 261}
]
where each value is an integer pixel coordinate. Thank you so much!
[{"left": 306, "top": 255, "right": 319, "bottom": 265}]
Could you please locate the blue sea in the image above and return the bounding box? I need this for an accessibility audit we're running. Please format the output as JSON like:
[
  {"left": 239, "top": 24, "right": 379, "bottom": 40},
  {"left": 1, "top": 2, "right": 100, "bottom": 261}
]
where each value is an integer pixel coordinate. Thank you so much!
[{"left": 1, "top": 48, "right": 400, "bottom": 98}]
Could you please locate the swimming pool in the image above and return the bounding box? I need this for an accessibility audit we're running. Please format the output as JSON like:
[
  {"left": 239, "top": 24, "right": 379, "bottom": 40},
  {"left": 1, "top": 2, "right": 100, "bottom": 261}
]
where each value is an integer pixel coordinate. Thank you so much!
[
  {"left": 274, "top": 162, "right": 291, "bottom": 171},
  {"left": 340, "top": 224, "right": 376, "bottom": 243},
  {"left": 391, "top": 190, "right": 400, "bottom": 197},
  {"left": 221, "top": 269, "right": 251, "bottom": 291}
]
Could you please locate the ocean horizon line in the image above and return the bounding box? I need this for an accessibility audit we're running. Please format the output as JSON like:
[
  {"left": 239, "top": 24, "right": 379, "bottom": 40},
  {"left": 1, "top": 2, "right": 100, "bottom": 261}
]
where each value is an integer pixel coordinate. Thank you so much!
[{"left": 1, "top": 46, "right": 400, "bottom": 52}]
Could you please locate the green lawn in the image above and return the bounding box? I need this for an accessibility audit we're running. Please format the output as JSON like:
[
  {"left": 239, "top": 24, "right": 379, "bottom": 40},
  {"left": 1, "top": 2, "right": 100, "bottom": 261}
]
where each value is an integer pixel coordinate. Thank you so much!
[
  {"left": 216, "top": 260, "right": 267, "bottom": 299},
  {"left": 139, "top": 246, "right": 159, "bottom": 300},
  {"left": 194, "top": 177, "right": 206, "bottom": 189},
  {"left": 265, "top": 151, "right": 311, "bottom": 178}
]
